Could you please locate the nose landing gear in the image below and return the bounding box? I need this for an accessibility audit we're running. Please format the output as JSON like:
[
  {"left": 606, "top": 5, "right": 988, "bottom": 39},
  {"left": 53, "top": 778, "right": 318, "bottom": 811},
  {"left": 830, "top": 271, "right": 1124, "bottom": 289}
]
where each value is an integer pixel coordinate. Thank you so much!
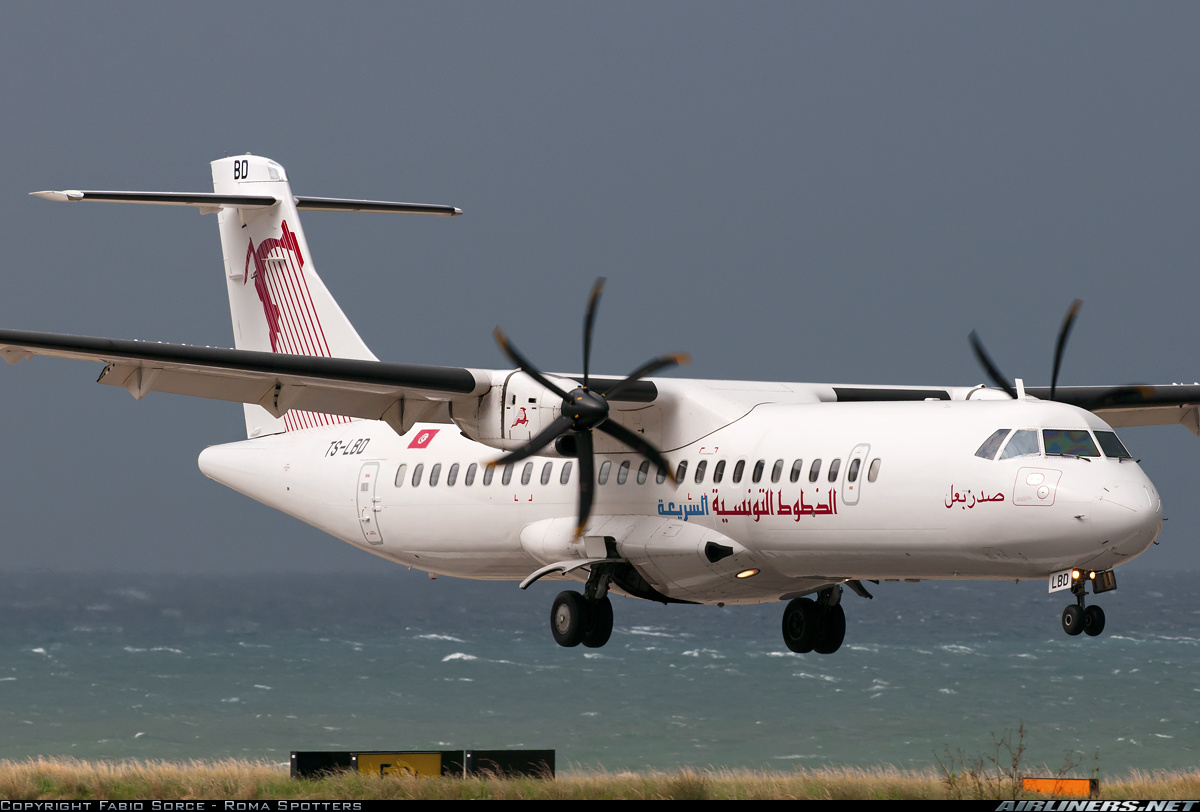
[{"left": 1060, "top": 570, "right": 1111, "bottom": 638}]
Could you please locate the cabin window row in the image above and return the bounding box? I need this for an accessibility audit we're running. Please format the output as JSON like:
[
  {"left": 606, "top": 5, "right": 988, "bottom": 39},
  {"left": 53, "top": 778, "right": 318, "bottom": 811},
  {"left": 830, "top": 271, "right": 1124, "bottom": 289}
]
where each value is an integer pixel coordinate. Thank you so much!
[{"left": 394, "top": 456, "right": 882, "bottom": 488}]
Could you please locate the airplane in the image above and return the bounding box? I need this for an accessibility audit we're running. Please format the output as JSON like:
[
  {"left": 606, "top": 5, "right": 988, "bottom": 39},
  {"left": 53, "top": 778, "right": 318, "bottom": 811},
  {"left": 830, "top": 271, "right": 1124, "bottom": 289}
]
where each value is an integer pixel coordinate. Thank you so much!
[{"left": 3, "top": 153, "right": 1195, "bottom": 654}]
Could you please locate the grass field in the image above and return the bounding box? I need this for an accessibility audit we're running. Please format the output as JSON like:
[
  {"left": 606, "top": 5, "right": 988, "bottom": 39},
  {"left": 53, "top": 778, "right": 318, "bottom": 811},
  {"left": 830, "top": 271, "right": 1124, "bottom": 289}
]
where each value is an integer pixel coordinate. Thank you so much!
[{"left": 1, "top": 758, "right": 1198, "bottom": 800}]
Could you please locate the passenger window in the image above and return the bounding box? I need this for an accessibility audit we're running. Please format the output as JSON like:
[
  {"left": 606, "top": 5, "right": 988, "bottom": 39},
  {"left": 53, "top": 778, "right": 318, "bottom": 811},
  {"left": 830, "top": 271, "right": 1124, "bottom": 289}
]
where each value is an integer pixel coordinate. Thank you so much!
[
  {"left": 789, "top": 459, "right": 803, "bottom": 483},
  {"left": 540, "top": 461, "right": 553, "bottom": 485},
  {"left": 598, "top": 460, "right": 611, "bottom": 485},
  {"left": 560, "top": 461, "right": 573, "bottom": 484},
  {"left": 771, "top": 459, "right": 784, "bottom": 483},
  {"left": 694, "top": 460, "right": 707, "bottom": 483},
  {"left": 483, "top": 464, "right": 494, "bottom": 486},
  {"left": 974, "top": 429, "right": 1011, "bottom": 460},
  {"left": 809, "top": 459, "right": 821, "bottom": 482},
  {"left": 412, "top": 463, "right": 424, "bottom": 487},
  {"left": 847, "top": 458, "right": 861, "bottom": 483},
  {"left": 465, "top": 463, "right": 477, "bottom": 486},
  {"left": 676, "top": 460, "right": 688, "bottom": 483},
  {"left": 827, "top": 459, "right": 841, "bottom": 482},
  {"left": 713, "top": 460, "right": 726, "bottom": 483},
  {"left": 617, "top": 460, "right": 630, "bottom": 485},
  {"left": 521, "top": 462, "right": 534, "bottom": 485},
  {"left": 1043, "top": 429, "right": 1100, "bottom": 458},
  {"left": 1095, "top": 431, "right": 1133, "bottom": 459},
  {"left": 751, "top": 460, "right": 765, "bottom": 483},
  {"left": 999, "top": 429, "right": 1039, "bottom": 460},
  {"left": 502, "top": 463, "right": 514, "bottom": 486},
  {"left": 395, "top": 464, "right": 407, "bottom": 487},
  {"left": 447, "top": 463, "right": 459, "bottom": 486},
  {"left": 868, "top": 458, "right": 881, "bottom": 482},
  {"left": 637, "top": 460, "right": 650, "bottom": 484},
  {"left": 429, "top": 463, "right": 441, "bottom": 487},
  {"left": 656, "top": 465, "right": 667, "bottom": 485},
  {"left": 732, "top": 460, "right": 745, "bottom": 483}
]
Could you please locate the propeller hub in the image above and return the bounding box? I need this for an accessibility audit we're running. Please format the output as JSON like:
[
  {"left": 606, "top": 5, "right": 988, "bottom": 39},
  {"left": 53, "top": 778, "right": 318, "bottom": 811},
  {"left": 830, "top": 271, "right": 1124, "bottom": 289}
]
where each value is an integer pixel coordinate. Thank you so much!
[{"left": 565, "top": 387, "right": 608, "bottom": 431}]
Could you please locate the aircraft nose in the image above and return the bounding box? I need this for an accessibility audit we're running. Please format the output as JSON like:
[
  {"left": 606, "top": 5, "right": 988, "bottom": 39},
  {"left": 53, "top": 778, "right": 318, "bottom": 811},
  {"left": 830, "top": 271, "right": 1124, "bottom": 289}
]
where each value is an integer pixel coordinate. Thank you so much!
[{"left": 1093, "top": 480, "right": 1163, "bottom": 556}]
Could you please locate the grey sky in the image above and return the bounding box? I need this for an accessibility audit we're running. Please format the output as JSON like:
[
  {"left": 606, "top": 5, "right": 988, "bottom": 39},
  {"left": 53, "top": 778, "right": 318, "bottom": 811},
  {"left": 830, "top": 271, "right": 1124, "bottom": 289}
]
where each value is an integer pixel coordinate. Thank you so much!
[{"left": 2, "top": 3, "right": 1199, "bottom": 574}]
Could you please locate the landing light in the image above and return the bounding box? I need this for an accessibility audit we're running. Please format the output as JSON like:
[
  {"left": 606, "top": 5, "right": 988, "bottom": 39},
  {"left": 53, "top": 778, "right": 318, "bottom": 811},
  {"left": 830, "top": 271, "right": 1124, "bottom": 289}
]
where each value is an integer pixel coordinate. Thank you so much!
[
  {"left": 736, "top": 568, "right": 759, "bottom": 579},
  {"left": 1071, "top": 569, "right": 1081, "bottom": 580}
]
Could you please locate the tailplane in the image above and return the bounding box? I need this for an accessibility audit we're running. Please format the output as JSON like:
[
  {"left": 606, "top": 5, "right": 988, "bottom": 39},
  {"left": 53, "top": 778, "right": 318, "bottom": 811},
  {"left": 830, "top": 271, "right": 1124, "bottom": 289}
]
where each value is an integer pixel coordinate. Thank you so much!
[{"left": 32, "top": 154, "right": 460, "bottom": 438}]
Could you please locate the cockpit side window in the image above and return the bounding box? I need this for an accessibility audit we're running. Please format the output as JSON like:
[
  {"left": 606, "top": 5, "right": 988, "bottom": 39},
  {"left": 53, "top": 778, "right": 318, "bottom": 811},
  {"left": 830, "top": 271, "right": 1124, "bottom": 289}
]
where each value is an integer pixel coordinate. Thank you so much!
[
  {"left": 974, "top": 429, "right": 1011, "bottom": 460},
  {"left": 1043, "top": 429, "right": 1100, "bottom": 458},
  {"left": 1095, "top": 431, "right": 1133, "bottom": 459},
  {"left": 998, "top": 429, "right": 1039, "bottom": 460}
]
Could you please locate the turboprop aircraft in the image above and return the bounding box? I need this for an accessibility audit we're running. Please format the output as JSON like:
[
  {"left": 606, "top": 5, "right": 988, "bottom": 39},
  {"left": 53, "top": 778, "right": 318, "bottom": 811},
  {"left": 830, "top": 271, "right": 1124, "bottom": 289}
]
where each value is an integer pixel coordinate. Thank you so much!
[{"left": 3, "top": 154, "right": 1195, "bottom": 654}]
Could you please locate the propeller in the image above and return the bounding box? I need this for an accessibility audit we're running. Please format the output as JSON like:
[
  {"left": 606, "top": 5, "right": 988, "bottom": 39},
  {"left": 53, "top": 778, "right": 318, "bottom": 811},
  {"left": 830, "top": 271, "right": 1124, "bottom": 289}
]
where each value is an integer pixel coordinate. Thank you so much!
[
  {"left": 970, "top": 299, "right": 1153, "bottom": 411},
  {"left": 491, "top": 278, "right": 690, "bottom": 536}
]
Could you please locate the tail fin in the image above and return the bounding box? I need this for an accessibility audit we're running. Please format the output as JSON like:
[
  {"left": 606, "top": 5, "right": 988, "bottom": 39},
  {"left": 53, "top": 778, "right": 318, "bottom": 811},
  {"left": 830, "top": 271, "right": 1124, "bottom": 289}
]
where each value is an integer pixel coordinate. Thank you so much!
[
  {"left": 212, "top": 156, "right": 373, "bottom": 436},
  {"left": 32, "top": 154, "right": 460, "bottom": 438}
]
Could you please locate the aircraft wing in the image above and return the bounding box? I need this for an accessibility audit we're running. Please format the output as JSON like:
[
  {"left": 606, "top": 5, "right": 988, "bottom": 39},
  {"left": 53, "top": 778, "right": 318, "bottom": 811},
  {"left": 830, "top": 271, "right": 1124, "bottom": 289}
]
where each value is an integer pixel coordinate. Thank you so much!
[
  {"left": 1024, "top": 384, "right": 1200, "bottom": 434},
  {"left": 0, "top": 329, "right": 657, "bottom": 436},
  {"left": 0, "top": 329, "right": 491, "bottom": 435}
]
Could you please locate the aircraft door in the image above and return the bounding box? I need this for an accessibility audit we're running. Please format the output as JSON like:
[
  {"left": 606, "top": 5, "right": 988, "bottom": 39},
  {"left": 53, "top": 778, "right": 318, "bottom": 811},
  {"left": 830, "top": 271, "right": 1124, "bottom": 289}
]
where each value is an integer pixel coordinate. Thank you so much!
[
  {"left": 357, "top": 462, "right": 384, "bottom": 544},
  {"left": 841, "top": 444, "right": 871, "bottom": 506}
]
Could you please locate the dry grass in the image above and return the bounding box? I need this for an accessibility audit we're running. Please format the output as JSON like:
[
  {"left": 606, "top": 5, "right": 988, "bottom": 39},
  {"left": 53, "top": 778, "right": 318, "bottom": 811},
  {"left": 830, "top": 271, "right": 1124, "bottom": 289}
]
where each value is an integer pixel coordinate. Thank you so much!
[{"left": 0, "top": 758, "right": 1196, "bottom": 800}]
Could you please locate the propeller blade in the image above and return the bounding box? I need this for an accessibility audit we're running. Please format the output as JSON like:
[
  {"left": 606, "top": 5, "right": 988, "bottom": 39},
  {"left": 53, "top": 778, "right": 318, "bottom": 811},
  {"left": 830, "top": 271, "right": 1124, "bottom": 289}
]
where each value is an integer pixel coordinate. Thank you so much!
[
  {"left": 582, "top": 277, "right": 605, "bottom": 390},
  {"left": 605, "top": 353, "right": 691, "bottom": 401},
  {"left": 1051, "top": 299, "right": 1083, "bottom": 400},
  {"left": 969, "top": 330, "right": 1018, "bottom": 399},
  {"left": 488, "top": 414, "right": 575, "bottom": 468},
  {"left": 493, "top": 326, "right": 573, "bottom": 401},
  {"left": 598, "top": 420, "right": 677, "bottom": 484},
  {"left": 574, "top": 431, "right": 595, "bottom": 538}
]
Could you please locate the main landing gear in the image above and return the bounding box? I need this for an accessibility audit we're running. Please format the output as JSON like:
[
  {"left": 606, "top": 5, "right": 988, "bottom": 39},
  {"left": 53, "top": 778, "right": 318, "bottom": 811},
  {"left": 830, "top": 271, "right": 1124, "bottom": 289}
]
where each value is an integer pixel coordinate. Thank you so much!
[
  {"left": 781, "top": 586, "right": 846, "bottom": 654},
  {"left": 1060, "top": 569, "right": 1114, "bottom": 638},
  {"left": 550, "top": 566, "right": 615, "bottom": 648}
]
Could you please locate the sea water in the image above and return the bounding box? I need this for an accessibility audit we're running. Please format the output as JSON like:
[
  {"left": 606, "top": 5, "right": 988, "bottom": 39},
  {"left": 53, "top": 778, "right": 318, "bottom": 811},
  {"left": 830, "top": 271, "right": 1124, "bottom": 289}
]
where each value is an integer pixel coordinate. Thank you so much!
[{"left": 0, "top": 570, "right": 1196, "bottom": 774}]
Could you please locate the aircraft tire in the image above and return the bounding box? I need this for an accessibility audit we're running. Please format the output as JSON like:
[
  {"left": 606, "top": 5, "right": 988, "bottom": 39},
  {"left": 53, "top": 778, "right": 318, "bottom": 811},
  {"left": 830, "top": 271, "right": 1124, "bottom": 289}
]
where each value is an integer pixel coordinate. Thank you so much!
[
  {"left": 813, "top": 604, "right": 846, "bottom": 654},
  {"left": 1061, "top": 604, "right": 1084, "bottom": 636},
  {"left": 582, "top": 596, "right": 614, "bottom": 648},
  {"left": 551, "top": 591, "right": 588, "bottom": 647},
  {"left": 782, "top": 597, "right": 819, "bottom": 653},
  {"left": 1083, "top": 604, "right": 1106, "bottom": 637}
]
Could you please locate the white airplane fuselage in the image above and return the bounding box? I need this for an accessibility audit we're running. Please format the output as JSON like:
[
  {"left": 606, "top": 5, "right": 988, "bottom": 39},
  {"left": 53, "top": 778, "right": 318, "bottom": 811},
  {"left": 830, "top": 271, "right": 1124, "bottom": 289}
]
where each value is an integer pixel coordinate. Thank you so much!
[
  {"left": 13, "top": 152, "right": 1181, "bottom": 650},
  {"left": 198, "top": 395, "right": 1163, "bottom": 605}
]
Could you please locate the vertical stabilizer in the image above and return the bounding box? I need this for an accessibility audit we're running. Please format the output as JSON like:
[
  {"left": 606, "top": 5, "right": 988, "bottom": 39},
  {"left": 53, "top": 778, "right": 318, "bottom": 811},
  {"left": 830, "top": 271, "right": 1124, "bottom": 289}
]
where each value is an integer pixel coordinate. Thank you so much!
[{"left": 211, "top": 155, "right": 375, "bottom": 437}]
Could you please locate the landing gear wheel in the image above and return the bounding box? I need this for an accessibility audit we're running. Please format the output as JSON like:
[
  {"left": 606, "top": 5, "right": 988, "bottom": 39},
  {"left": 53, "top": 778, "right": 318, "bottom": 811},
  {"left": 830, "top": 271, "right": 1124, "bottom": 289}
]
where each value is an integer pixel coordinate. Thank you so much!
[
  {"left": 782, "top": 598, "right": 820, "bottom": 653},
  {"left": 551, "top": 591, "right": 588, "bottom": 647},
  {"left": 582, "top": 595, "right": 613, "bottom": 648},
  {"left": 1083, "top": 604, "right": 1106, "bottom": 637},
  {"left": 813, "top": 604, "right": 846, "bottom": 655},
  {"left": 1061, "top": 604, "right": 1084, "bottom": 636}
]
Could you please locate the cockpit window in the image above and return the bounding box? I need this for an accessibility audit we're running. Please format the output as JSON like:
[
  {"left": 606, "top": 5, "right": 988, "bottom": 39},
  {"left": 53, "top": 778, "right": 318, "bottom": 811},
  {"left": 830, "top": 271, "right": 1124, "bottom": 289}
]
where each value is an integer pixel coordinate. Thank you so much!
[
  {"left": 998, "top": 429, "right": 1039, "bottom": 460},
  {"left": 1043, "top": 429, "right": 1100, "bottom": 458},
  {"left": 974, "top": 429, "right": 1011, "bottom": 460},
  {"left": 1095, "top": 430, "right": 1133, "bottom": 459}
]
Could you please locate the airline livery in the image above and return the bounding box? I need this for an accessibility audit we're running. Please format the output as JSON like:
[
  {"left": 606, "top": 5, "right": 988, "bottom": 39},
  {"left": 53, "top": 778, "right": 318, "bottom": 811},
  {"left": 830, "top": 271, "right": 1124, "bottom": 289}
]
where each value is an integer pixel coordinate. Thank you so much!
[{"left": 4, "top": 154, "right": 1194, "bottom": 653}]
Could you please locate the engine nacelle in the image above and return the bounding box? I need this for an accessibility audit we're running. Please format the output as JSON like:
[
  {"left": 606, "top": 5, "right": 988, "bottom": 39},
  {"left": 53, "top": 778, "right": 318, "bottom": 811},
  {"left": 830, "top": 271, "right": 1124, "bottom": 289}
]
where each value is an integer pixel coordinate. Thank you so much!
[{"left": 451, "top": 370, "right": 576, "bottom": 453}]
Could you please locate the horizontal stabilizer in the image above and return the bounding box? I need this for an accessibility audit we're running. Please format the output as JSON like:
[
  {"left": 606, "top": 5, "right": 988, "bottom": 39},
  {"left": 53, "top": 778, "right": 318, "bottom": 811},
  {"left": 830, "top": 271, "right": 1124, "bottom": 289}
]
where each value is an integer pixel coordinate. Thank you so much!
[{"left": 29, "top": 190, "right": 461, "bottom": 216}]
